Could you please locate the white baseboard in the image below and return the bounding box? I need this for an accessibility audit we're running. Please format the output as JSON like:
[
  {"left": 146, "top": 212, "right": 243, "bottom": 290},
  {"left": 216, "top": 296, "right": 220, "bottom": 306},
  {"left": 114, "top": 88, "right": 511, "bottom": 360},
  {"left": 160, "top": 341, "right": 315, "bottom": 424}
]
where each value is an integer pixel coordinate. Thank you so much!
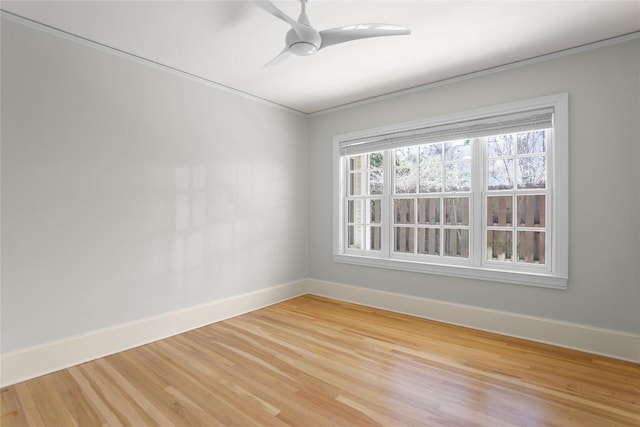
[
  {"left": 306, "top": 279, "right": 640, "bottom": 363},
  {"left": 0, "top": 280, "right": 307, "bottom": 387},
  {"left": 2, "top": 278, "right": 637, "bottom": 387}
]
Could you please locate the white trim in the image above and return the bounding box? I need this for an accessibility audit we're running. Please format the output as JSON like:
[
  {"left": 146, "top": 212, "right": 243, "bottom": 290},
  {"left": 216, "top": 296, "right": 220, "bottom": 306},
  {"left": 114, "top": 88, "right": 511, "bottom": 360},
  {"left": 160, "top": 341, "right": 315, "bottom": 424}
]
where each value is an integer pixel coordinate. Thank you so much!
[
  {"left": 0, "top": 280, "right": 307, "bottom": 387},
  {"left": 552, "top": 95, "right": 570, "bottom": 281},
  {"left": 333, "top": 254, "right": 567, "bottom": 288},
  {"left": 309, "top": 32, "right": 640, "bottom": 117},
  {"left": 0, "top": 10, "right": 306, "bottom": 117},
  {"left": 306, "top": 279, "right": 640, "bottom": 363}
]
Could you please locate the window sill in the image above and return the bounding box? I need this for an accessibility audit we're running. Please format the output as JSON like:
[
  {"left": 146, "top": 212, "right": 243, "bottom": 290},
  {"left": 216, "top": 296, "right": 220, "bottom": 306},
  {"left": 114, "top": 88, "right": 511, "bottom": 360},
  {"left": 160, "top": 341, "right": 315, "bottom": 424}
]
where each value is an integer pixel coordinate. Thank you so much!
[{"left": 333, "top": 254, "right": 568, "bottom": 289}]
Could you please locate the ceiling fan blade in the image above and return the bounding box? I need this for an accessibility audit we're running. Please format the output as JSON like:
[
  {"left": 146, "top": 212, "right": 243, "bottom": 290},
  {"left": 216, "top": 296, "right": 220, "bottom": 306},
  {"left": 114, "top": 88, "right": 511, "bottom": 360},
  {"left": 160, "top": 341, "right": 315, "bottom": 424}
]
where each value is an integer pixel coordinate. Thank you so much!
[
  {"left": 255, "top": 0, "right": 308, "bottom": 40},
  {"left": 263, "top": 47, "right": 291, "bottom": 68},
  {"left": 319, "top": 24, "right": 410, "bottom": 50}
]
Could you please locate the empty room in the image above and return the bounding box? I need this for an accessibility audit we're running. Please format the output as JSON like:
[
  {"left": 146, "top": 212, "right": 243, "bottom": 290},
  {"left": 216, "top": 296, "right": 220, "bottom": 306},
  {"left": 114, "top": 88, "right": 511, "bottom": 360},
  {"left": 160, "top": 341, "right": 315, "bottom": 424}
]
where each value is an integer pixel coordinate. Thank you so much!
[{"left": 1, "top": 1, "right": 639, "bottom": 425}]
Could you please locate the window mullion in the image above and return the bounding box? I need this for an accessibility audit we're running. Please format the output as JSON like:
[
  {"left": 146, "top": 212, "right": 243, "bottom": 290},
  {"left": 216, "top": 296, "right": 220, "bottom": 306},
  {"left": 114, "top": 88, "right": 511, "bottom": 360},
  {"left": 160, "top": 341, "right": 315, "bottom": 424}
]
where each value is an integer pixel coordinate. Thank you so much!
[
  {"left": 382, "top": 150, "right": 392, "bottom": 258},
  {"left": 342, "top": 157, "right": 349, "bottom": 253},
  {"left": 511, "top": 192, "right": 518, "bottom": 263},
  {"left": 439, "top": 196, "right": 444, "bottom": 257},
  {"left": 414, "top": 158, "right": 420, "bottom": 256},
  {"left": 364, "top": 163, "right": 372, "bottom": 252},
  {"left": 472, "top": 138, "right": 484, "bottom": 267},
  {"left": 546, "top": 130, "right": 554, "bottom": 273}
]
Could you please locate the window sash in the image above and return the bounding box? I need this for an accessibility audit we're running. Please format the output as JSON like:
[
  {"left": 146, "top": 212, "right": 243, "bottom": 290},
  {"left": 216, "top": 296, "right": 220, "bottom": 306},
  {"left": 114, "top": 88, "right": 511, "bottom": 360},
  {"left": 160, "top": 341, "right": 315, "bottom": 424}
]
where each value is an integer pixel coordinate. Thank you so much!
[{"left": 341, "top": 131, "right": 551, "bottom": 263}]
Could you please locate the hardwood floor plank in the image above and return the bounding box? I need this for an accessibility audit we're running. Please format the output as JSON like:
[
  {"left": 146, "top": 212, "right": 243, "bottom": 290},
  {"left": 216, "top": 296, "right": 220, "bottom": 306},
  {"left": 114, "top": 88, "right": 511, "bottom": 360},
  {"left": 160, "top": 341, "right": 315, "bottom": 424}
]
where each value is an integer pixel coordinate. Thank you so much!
[
  {"left": 12, "top": 383, "right": 46, "bottom": 427},
  {"left": 93, "top": 358, "right": 174, "bottom": 426},
  {"left": 135, "top": 343, "right": 270, "bottom": 426},
  {"left": 2, "top": 295, "right": 638, "bottom": 426},
  {"left": 26, "top": 376, "right": 79, "bottom": 426},
  {"left": 66, "top": 365, "right": 123, "bottom": 426},
  {"left": 102, "top": 353, "right": 190, "bottom": 426},
  {"left": 77, "top": 363, "right": 150, "bottom": 426},
  {"left": 1, "top": 386, "right": 25, "bottom": 427}
]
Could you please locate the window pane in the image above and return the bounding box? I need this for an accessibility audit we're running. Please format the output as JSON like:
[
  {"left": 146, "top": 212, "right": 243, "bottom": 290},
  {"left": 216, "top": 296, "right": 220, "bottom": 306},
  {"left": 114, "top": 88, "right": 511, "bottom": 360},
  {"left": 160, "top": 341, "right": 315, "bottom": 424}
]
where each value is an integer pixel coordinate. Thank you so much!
[
  {"left": 487, "top": 230, "right": 513, "bottom": 261},
  {"left": 369, "top": 170, "right": 383, "bottom": 194},
  {"left": 418, "top": 228, "right": 440, "bottom": 255},
  {"left": 518, "top": 231, "right": 545, "bottom": 264},
  {"left": 395, "top": 167, "right": 417, "bottom": 193},
  {"left": 419, "top": 143, "right": 443, "bottom": 163},
  {"left": 394, "top": 227, "right": 414, "bottom": 253},
  {"left": 417, "top": 198, "right": 440, "bottom": 225},
  {"left": 488, "top": 134, "right": 515, "bottom": 158},
  {"left": 444, "top": 229, "right": 469, "bottom": 258},
  {"left": 517, "top": 131, "right": 546, "bottom": 155},
  {"left": 517, "top": 156, "right": 546, "bottom": 189},
  {"left": 349, "top": 155, "right": 365, "bottom": 171},
  {"left": 419, "top": 164, "right": 443, "bottom": 193},
  {"left": 369, "top": 199, "right": 382, "bottom": 224},
  {"left": 349, "top": 172, "right": 364, "bottom": 195},
  {"left": 517, "top": 195, "right": 545, "bottom": 227},
  {"left": 394, "top": 199, "right": 415, "bottom": 224},
  {"left": 369, "top": 152, "right": 384, "bottom": 169},
  {"left": 488, "top": 159, "right": 514, "bottom": 190},
  {"left": 444, "top": 197, "right": 469, "bottom": 225},
  {"left": 445, "top": 140, "right": 472, "bottom": 161},
  {"left": 347, "top": 200, "right": 362, "bottom": 224},
  {"left": 348, "top": 225, "right": 363, "bottom": 249},
  {"left": 348, "top": 200, "right": 364, "bottom": 224},
  {"left": 395, "top": 147, "right": 418, "bottom": 167},
  {"left": 369, "top": 226, "right": 382, "bottom": 251},
  {"left": 487, "top": 196, "right": 513, "bottom": 226},
  {"left": 445, "top": 162, "right": 471, "bottom": 192}
]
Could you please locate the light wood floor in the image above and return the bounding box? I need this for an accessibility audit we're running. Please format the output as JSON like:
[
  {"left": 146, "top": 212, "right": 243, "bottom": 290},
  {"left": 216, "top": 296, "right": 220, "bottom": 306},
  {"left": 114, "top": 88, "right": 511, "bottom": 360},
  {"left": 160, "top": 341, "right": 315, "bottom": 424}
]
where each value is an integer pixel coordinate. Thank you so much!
[{"left": 2, "top": 295, "right": 639, "bottom": 426}]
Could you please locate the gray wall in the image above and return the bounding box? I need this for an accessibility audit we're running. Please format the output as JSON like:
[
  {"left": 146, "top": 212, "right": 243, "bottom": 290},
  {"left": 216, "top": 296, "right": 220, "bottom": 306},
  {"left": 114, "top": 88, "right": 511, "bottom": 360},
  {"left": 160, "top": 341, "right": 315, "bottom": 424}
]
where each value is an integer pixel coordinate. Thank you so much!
[
  {"left": 1, "top": 18, "right": 309, "bottom": 353},
  {"left": 308, "top": 39, "right": 640, "bottom": 334},
  {"left": 2, "top": 15, "right": 638, "bottom": 357}
]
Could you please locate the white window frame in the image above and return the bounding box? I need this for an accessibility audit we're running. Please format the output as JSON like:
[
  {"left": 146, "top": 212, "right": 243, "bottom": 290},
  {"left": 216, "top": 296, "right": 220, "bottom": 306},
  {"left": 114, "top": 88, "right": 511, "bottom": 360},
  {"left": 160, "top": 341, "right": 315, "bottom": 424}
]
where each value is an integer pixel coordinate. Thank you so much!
[{"left": 333, "top": 94, "right": 569, "bottom": 289}]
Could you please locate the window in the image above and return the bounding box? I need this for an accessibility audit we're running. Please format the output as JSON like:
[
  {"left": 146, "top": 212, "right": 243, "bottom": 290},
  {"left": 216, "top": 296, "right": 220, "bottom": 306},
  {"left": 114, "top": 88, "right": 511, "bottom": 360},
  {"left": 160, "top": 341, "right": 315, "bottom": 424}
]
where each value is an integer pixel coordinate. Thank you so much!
[{"left": 333, "top": 94, "right": 568, "bottom": 288}]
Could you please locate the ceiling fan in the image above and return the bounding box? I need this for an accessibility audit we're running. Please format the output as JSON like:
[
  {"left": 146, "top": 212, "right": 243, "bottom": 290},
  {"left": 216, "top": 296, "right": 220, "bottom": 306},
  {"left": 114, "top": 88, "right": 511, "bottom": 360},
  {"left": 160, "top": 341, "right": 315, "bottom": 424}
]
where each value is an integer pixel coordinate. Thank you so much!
[{"left": 256, "top": 0, "right": 411, "bottom": 66}]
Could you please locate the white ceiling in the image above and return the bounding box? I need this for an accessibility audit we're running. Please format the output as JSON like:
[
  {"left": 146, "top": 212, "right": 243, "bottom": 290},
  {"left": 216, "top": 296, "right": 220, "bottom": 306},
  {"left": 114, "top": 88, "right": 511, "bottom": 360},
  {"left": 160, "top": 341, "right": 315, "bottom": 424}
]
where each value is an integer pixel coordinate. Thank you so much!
[{"left": 3, "top": 1, "right": 639, "bottom": 114}]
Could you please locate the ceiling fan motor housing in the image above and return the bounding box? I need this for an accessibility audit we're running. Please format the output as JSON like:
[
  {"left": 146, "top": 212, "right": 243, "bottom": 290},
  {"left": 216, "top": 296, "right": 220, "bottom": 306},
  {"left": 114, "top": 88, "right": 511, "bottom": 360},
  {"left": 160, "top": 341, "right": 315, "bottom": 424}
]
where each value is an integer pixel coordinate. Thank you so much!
[{"left": 286, "top": 28, "right": 321, "bottom": 56}]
